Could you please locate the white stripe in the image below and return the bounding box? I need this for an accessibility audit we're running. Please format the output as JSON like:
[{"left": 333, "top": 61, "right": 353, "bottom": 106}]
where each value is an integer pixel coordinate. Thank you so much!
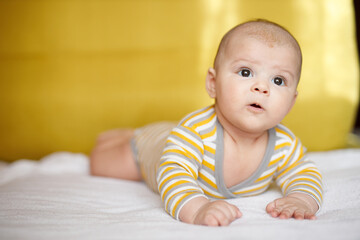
[
  {"left": 164, "top": 185, "right": 202, "bottom": 213},
  {"left": 279, "top": 140, "right": 297, "bottom": 169},
  {"left": 203, "top": 155, "right": 215, "bottom": 168},
  {"left": 269, "top": 150, "right": 285, "bottom": 163},
  {"left": 286, "top": 187, "right": 320, "bottom": 202},
  {"left": 175, "top": 194, "right": 207, "bottom": 220},
  {"left": 157, "top": 168, "right": 189, "bottom": 188},
  {"left": 199, "top": 169, "right": 216, "bottom": 184},
  {"left": 237, "top": 187, "right": 268, "bottom": 197},
  {"left": 275, "top": 138, "right": 289, "bottom": 146},
  {"left": 289, "top": 173, "right": 322, "bottom": 185},
  {"left": 158, "top": 155, "right": 198, "bottom": 180},
  {"left": 258, "top": 166, "right": 277, "bottom": 179},
  {"left": 173, "top": 128, "right": 203, "bottom": 150},
  {"left": 276, "top": 131, "right": 292, "bottom": 142},
  {"left": 276, "top": 162, "right": 317, "bottom": 186},
  {"left": 184, "top": 107, "right": 214, "bottom": 126},
  {"left": 161, "top": 178, "right": 198, "bottom": 199},
  {"left": 202, "top": 128, "right": 217, "bottom": 141},
  {"left": 277, "top": 124, "right": 295, "bottom": 138},
  {"left": 197, "top": 181, "right": 224, "bottom": 198},
  {"left": 194, "top": 115, "right": 216, "bottom": 132},
  {"left": 167, "top": 136, "right": 202, "bottom": 164},
  {"left": 233, "top": 180, "right": 270, "bottom": 193},
  {"left": 205, "top": 141, "right": 216, "bottom": 150},
  {"left": 284, "top": 179, "right": 322, "bottom": 194}
]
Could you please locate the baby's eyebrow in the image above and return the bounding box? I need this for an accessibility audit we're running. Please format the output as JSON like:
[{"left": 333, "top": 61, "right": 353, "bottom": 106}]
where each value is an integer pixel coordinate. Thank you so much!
[
  {"left": 275, "top": 67, "right": 295, "bottom": 79},
  {"left": 230, "top": 57, "right": 259, "bottom": 66}
]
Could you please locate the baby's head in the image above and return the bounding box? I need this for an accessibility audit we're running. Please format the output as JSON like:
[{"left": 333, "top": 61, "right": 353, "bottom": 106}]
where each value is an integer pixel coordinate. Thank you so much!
[
  {"left": 206, "top": 19, "right": 302, "bottom": 133},
  {"left": 214, "top": 19, "right": 302, "bottom": 83}
]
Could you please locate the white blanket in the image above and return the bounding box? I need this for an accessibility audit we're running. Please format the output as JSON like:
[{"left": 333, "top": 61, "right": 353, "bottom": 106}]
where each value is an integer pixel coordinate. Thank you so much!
[{"left": 0, "top": 149, "right": 360, "bottom": 240}]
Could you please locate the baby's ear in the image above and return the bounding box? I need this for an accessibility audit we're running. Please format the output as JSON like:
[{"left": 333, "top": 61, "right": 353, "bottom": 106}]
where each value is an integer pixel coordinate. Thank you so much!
[{"left": 205, "top": 68, "right": 217, "bottom": 98}]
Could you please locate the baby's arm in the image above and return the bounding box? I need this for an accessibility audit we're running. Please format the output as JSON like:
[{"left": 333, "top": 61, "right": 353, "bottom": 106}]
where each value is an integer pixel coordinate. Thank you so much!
[
  {"left": 270, "top": 137, "right": 323, "bottom": 220},
  {"left": 179, "top": 197, "right": 242, "bottom": 226},
  {"left": 266, "top": 192, "right": 318, "bottom": 220},
  {"left": 158, "top": 125, "right": 241, "bottom": 226}
]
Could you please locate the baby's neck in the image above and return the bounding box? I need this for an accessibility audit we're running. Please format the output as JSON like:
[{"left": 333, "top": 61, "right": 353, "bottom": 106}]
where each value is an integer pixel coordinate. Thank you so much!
[{"left": 224, "top": 127, "right": 268, "bottom": 147}]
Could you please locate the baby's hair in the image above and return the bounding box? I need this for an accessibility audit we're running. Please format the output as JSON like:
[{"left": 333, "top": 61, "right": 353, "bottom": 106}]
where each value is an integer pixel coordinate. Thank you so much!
[{"left": 213, "top": 19, "right": 302, "bottom": 79}]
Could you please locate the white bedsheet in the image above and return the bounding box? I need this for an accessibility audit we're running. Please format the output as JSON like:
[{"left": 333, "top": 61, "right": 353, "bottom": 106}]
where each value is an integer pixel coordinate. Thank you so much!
[{"left": 0, "top": 149, "right": 360, "bottom": 240}]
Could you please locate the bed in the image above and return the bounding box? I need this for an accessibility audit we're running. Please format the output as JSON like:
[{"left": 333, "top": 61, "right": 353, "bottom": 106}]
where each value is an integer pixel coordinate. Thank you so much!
[{"left": 1, "top": 149, "right": 359, "bottom": 240}]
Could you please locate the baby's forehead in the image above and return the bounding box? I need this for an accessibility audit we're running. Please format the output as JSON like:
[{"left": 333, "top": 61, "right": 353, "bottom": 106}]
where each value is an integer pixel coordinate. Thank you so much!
[
  {"left": 214, "top": 21, "right": 303, "bottom": 78},
  {"left": 228, "top": 23, "right": 297, "bottom": 49}
]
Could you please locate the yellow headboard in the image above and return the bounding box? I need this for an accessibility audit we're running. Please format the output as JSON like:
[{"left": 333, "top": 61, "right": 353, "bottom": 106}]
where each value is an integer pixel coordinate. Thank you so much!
[{"left": 0, "top": 0, "right": 358, "bottom": 161}]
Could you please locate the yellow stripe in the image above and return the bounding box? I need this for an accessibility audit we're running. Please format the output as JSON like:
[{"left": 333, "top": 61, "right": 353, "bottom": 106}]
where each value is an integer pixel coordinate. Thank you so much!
[
  {"left": 278, "top": 160, "right": 303, "bottom": 181},
  {"left": 202, "top": 160, "right": 215, "bottom": 172},
  {"left": 164, "top": 188, "right": 199, "bottom": 213},
  {"left": 204, "top": 145, "right": 215, "bottom": 155},
  {"left": 198, "top": 172, "right": 217, "bottom": 189},
  {"left": 275, "top": 142, "right": 291, "bottom": 150},
  {"left": 193, "top": 112, "right": 216, "bottom": 129},
  {"left": 286, "top": 183, "right": 322, "bottom": 199},
  {"left": 171, "top": 131, "right": 204, "bottom": 156},
  {"left": 201, "top": 125, "right": 216, "bottom": 140},
  {"left": 159, "top": 172, "right": 193, "bottom": 192},
  {"left": 268, "top": 154, "right": 284, "bottom": 167},
  {"left": 165, "top": 139, "right": 201, "bottom": 165},
  {"left": 163, "top": 144, "right": 190, "bottom": 158},
  {"left": 234, "top": 182, "right": 270, "bottom": 195},
  {"left": 158, "top": 166, "right": 175, "bottom": 180},
  {"left": 284, "top": 177, "right": 322, "bottom": 193},
  {"left": 296, "top": 169, "right": 322, "bottom": 180},
  {"left": 182, "top": 106, "right": 212, "bottom": 125},
  {"left": 275, "top": 127, "right": 294, "bottom": 141},
  {"left": 202, "top": 189, "right": 226, "bottom": 199},
  {"left": 171, "top": 192, "right": 194, "bottom": 217},
  {"left": 159, "top": 159, "right": 196, "bottom": 178},
  {"left": 255, "top": 170, "right": 275, "bottom": 183},
  {"left": 162, "top": 180, "right": 190, "bottom": 201},
  {"left": 163, "top": 145, "right": 199, "bottom": 165},
  {"left": 278, "top": 138, "right": 298, "bottom": 172},
  {"left": 287, "top": 185, "right": 322, "bottom": 203}
]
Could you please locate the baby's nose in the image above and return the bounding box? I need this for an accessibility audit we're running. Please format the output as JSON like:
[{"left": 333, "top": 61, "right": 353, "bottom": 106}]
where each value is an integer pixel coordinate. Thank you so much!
[{"left": 252, "top": 84, "right": 269, "bottom": 95}]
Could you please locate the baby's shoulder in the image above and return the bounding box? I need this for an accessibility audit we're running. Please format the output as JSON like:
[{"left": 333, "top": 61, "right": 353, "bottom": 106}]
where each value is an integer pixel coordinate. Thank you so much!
[
  {"left": 273, "top": 123, "right": 298, "bottom": 144},
  {"left": 178, "top": 105, "right": 216, "bottom": 129},
  {"left": 272, "top": 123, "right": 308, "bottom": 154}
]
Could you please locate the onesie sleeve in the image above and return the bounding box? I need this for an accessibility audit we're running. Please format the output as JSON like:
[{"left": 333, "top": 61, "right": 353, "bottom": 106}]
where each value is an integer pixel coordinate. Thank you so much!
[
  {"left": 157, "top": 125, "right": 207, "bottom": 220},
  {"left": 274, "top": 137, "right": 323, "bottom": 210}
]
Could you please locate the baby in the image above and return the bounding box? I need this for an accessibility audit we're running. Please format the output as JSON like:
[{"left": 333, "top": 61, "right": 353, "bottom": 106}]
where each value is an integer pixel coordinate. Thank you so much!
[{"left": 90, "top": 19, "right": 323, "bottom": 226}]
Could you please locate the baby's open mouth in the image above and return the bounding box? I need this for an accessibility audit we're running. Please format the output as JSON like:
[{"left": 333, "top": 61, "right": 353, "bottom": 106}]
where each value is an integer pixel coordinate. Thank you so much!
[{"left": 250, "top": 103, "right": 262, "bottom": 109}]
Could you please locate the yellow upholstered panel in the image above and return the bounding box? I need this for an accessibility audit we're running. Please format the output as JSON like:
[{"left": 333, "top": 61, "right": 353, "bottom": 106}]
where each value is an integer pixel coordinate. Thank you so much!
[{"left": 0, "top": 0, "right": 358, "bottom": 160}]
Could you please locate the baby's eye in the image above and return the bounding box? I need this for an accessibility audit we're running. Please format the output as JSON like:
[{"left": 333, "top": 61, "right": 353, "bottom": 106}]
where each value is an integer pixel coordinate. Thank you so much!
[
  {"left": 238, "top": 69, "right": 253, "bottom": 78},
  {"left": 272, "top": 77, "right": 285, "bottom": 86}
]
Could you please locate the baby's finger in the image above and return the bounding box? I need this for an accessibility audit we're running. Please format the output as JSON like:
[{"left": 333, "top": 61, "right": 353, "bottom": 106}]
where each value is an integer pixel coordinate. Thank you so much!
[
  {"left": 279, "top": 209, "right": 293, "bottom": 219},
  {"left": 207, "top": 208, "right": 231, "bottom": 226},
  {"left": 266, "top": 201, "right": 282, "bottom": 217},
  {"left": 293, "top": 209, "right": 305, "bottom": 220},
  {"left": 216, "top": 203, "right": 241, "bottom": 225},
  {"left": 225, "top": 203, "right": 242, "bottom": 219},
  {"left": 265, "top": 201, "right": 276, "bottom": 213},
  {"left": 215, "top": 211, "right": 231, "bottom": 226},
  {"left": 304, "top": 212, "right": 317, "bottom": 220},
  {"left": 202, "top": 213, "right": 221, "bottom": 227}
]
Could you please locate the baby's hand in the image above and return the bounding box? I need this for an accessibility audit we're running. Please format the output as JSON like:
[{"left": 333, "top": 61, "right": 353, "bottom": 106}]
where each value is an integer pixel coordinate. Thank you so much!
[
  {"left": 193, "top": 200, "right": 242, "bottom": 226},
  {"left": 179, "top": 197, "right": 241, "bottom": 226},
  {"left": 266, "top": 193, "right": 319, "bottom": 220}
]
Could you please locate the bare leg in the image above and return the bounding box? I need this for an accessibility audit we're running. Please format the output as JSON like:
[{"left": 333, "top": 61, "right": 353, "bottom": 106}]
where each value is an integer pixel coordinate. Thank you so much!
[{"left": 90, "top": 129, "right": 142, "bottom": 181}]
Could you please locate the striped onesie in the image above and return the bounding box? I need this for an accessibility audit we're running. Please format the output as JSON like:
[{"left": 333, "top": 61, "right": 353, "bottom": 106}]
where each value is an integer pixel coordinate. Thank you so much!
[{"left": 132, "top": 105, "right": 323, "bottom": 220}]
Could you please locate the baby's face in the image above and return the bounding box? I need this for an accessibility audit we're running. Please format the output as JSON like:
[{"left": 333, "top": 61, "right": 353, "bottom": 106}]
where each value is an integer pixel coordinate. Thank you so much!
[{"left": 208, "top": 33, "right": 300, "bottom": 134}]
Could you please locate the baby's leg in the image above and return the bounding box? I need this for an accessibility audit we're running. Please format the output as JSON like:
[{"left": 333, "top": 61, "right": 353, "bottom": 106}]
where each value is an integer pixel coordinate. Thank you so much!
[{"left": 90, "top": 129, "right": 142, "bottom": 181}]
